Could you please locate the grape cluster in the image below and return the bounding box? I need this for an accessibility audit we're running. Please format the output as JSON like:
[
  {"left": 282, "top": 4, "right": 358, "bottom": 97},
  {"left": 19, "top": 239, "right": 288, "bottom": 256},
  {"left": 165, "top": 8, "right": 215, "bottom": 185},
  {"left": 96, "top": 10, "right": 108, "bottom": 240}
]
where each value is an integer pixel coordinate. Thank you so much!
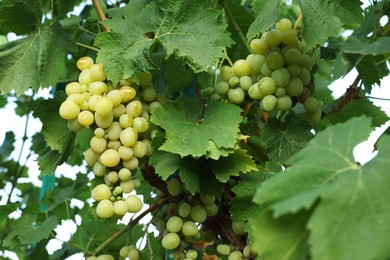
[
  {"left": 214, "top": 18, "right": 322, "bottom": 124},
  {"left": 59, "top": 56, "right": 161, "bottom": 219}
]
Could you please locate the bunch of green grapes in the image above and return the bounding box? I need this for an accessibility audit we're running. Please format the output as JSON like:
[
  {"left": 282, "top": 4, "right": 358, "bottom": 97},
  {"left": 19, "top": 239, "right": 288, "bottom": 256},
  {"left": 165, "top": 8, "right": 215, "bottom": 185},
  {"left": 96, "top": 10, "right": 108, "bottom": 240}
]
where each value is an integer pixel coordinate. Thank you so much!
[
  {"left": 214, "top": 18, "right": 322, "bottom": 124},
  {"left": 118, "top": 244, "right": 140, "bottom": 259},
  {"left": 59, "top": 56, "right": 161, "bottom": 219}
]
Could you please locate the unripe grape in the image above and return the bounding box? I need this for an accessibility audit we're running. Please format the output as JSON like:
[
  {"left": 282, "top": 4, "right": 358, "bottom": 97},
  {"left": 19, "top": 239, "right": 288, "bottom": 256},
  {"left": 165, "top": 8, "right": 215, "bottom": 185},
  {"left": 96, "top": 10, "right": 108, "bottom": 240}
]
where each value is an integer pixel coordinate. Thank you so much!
[
  {"left": 238, "top": 76, "right": 252, "bottom": 91},
  {"left": 96, "top": 199, "right": 114, "bottom": 218},
  {"left": 299, "top": 54, "right": 315, "bottom": 70},
  {"left": 107, "top": 122, "right": 122, "bottom": 141},
  {"left": 233, "top": 59, "right": 251, "bottom": 77},
  {"left": 271, "top": 68, "right": 290, "bottom": 88},
  {"left": 85, "top": 148, "right": 99, "bottom": 166},
  {"left": 133, "top": 178, "right": 141, "bottom": 188},
  {"left": 86, "top": 257, "right": 98, "bottom": 260},
  {"left": 248, "top": 83, "right": 264, "bottom": 99},
  {"left": 126, "top": 195, "right": 143, "bottom": 213},
  {"left": 112, "top": 104, "right": 126, "bottom": 118},
  {"left": 167, "top": 178, "right": 182, "bottom": 196},
  {"left": 97, "top": 254, "right": 114, "bottom": 260},
  {"left": 276, "top": 95, "right": 292, "bottom": 111},
  {"left": 107, "top": 171, "right": 119, "bottom": 183},
  {"left": 166, "top": 216, "right": 183, "bottom": 233},
  {"left": 246, "top": 54, "right": 265, "bottom": 74},
  {"left": 265, "top": 29, "right": 282, "bottom": 46},
  {"left": 260, "top": 63, "right": 272, "bottom": 76},
  {"left": 95, "top": 97, "right": 113, "bottom": 117},
  {"left": 126, "top": 100, "right": 143, "bottom": 118},
  {"left": 77, "top": 56, "right": 94, "bottom": 71},
  {"left": 113, "top": 200, "right": 129, "bottom": 215},
  {"left": 250, "top": 38, "right": 269, "bottom": 54},
  {"left": 77, "top": 110, "right": 94, "bottom": 126},
  {"left": 259, "top": 77, "right": 276, "bottom": 95},
  {"left": 284, "top": 48, "right": 302, "bottom": 65},
  {"left": 228, "top": 251, "right": 243, "bottom": 260},
  {"left": 217, "top": 244, "right": 231, "bottom": 255},
  {"left": 228, "top": 88, "right": 245, "bottom": 104},
  {"left": 79, "top": 69, "right": 94, "bottom": 86},
  {"left": 92, "top": 184, "right": 112, "bottom": 201},
  {"left": 306, "top": 108, "right": 322, "bottom": 125},
  {"left": 215, "top": 81, "right": 230, "bottom": 95},
  {"left": 95, "top": 112, "right": 114, "bottom": 128},
  {"left": 59, "top": 100, "right": 80, "bottom": 120},
  {"left": 118, "top": 146, "right": 134, "bottom": 160},
  {"left": 149, "top": 101, "right": 162, "bottom": 114},
  {"left": 118, "top": 168, "right": 132, "bottom": 181},
  {"left": 266, "top": 52, "right": 284, "bottom": 70},
  {"left": 89, "top": 81, "right": 108, "bottom": 96},
  {"left": 90, "top": 136, "right": 107, "bottom": 154},
  {"left": 219, "top": 65, "right": 235, "bottom": 81},
  {"left": 65, "top": 82, "right": 81, "bottom": 95},
  {"left": 132, "top": 141, "right": 147, "bottom": 158},
  {"left": 276, "top": 18, "right": 292, "bottom": 32},
  {"left": 204, "top": 203, "right": 218, "bottom": 216},
  {"left": 106, "top": 89, "right": 122, "bottom": 107},
  {"left": 128, "top": 249, "right": 139, "bottom": 260},
  {"left": 122, "top": 156, "right": 138, "bottom": 170},
  {"left": 93, "top": 161, "right": 106, "bottom": 177},
  {"left": 90, "top": 63, "right": 107, "bottom": 81},
  {"left": 162, "top": 233, "right": 180, "bottom": 250},
  {"left": 120, "top": 86, "right": 137, "bottom": 103},
  {"left": 299, "top": 67, "right": 311, "bottom": 85},
  {"left": 303, "top": 97, "right": 320, "bottom": 113},
  {"left": 119, "top": 114, "right": 134, "bottom": 129},
  {"left": 200, "top": 194, "right": 215, "bottom": 205},
  {"left": 232, "top": 221, "right": 247, "bottom": 235},
  {"left": 190, "top": 205, "right": 207, "bottom": 223},
  {"left": 287, "top": 64, "right": 301, "bottom": 77},
  {"left": 182, "top": 221, "right": 198, "bottom": 237},
  {"left": 120, "top": 127, "right": 138, "bottom": 147},
  {"left": 100, "top": 149, "right": 120, "bottom": 167},
  {"left": 107, "top": 140, "right": 121, "bottom": 150},
  {"left": 178, "top": 202, "right": 191, "bottom": 218},
  {"left": 120, "top": 180, "right": 135, "bottom": 193},
  {"left": 261, "top": 95, "right": 277, "bottom": 112},
  {"left": 67, "top": 118, "right": 84, "bottom": 132},
  {"left": 286, "top": 78, "right": 303, "bottom": 96},
  {"left": 281, "top": 29, "right": 298, "bottom": 46},
  {"left": 186, "top": 249, "right": 198, "bottom": 260},
  {"left": 119, "top": 246, "right": 131, "bottom": 257},
  {"left": 88, "top": 95, "right": 103, "bottom": 111},
  {"left": 133, "top": 117, "right": 149, "bottom": 133},
  {"left": 143, "top": 87, "right": 157, "bottom": 102}
]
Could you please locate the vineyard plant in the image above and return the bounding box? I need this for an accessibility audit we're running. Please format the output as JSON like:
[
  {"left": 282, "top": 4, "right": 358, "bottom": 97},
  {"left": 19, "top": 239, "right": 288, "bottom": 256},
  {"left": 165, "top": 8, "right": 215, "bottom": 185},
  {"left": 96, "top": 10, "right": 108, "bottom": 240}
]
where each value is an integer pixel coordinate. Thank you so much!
[{"left": 1, "top": 0, "right": 390, "bottom": 259}]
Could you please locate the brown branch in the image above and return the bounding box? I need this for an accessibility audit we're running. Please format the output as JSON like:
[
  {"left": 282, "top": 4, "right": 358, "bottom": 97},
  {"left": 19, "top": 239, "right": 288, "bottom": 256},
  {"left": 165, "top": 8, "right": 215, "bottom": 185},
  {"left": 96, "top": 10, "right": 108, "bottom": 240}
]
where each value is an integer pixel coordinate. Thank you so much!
[
  {"left": 327, "top": 75, "right": 361, "bottom": 115},
  {"left": 92, "top": 0, "right": 110, "bottom": 32}
]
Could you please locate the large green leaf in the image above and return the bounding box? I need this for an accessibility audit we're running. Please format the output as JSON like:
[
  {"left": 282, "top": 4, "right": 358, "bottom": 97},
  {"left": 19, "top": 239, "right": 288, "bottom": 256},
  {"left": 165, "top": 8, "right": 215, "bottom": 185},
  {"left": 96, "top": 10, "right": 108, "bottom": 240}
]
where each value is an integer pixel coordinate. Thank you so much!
[
  {"left": 150, "top": 95, "right": 242, "bottom": 158},
  {"left": 247, "top": 0, "right": 281, "bottom": 39},
  {"left": 342, "top": 36, "right": 390, "bottom": 55},
  {"left": 261, "top": 114, "right": 313, "bottom": 164},
  {"left": 95, "top": 0, "right": 233, "bottom": 84},
  {"left": 0, "top": 0, "right": 42, "bottom": 35},
  {"left": 356, "top": 55, "right": 389, "bottom": 93},
  {"left": 0, "top": 23, "right": 73, "bottom": 96},
  {"left": 253, "top": 117, "right": 390, "bottom": 259}
]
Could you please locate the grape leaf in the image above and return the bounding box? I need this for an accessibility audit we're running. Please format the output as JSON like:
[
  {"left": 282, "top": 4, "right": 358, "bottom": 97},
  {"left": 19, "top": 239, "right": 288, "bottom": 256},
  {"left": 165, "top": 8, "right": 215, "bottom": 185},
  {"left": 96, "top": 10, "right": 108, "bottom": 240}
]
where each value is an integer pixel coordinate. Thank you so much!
[
  {"left": 250, "top": 209, "right": 310, "bottom": 260},
  {"left": 150, "top": 95, "right": 242, "bottom": 157},
  {"left": 95, "top": 0, "right": 233, "bottom": 84},
  {"left": 356, "top": 55, "right": 389, "bottom": 93},
  {"left": 230, "top": 162, "right": 280, "bottom": 222},
  {"left": 261, "top": 114, "right": 313, "bottom": 164},
  {"left": 300, "top": 0, "right": 363, "bottom": 48},
  {"left": 208, "top": 149, "right": 257, "bottom": 182},
  {"left": 0, "top": 23, "right": 73, "bottom": 96},
  {"left": 3, "top": 215, "right": 58, "bottom": 245},
  {"left": 0, "top": 0, "right": 42, "bottom": 35},
  {"left": 342, "top": 36, "right": 390, "bottom": 55},
  {"left": 253, "top": 117, "right": 390, "bottom": 260},
  {"left": 247, "top": 0, "right": 281, "bottom": 40}
]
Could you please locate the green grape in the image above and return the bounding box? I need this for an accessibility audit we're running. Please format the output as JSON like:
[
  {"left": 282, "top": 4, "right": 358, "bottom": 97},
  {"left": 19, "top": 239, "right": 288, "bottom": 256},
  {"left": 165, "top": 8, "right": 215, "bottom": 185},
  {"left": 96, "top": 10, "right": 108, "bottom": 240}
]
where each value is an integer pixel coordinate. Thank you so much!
[
  {"left": 133, "top": 117, "right": 149, "bottom": 133},
  {"left": 100, "top": 149, "right": 121, "bottom": 167},
  {"left": 112, "top": 105, "right": 126, "bottom": 118},
  {"left": 266, "top": 52, "right": 284, "bottom": 70},
  {"left": 186, "top": 249, "right": 198, "bottom": 260},
  {"left": 90, "top": 63, "right": 107, "bottom": 82},
  {"left": 248, "top": 83, "right": 264, "bottom": 99},
  {"left": 250, "top": 38, "right": 269, "bottom": 54},
  {"left": 260, "top": 63, "right": 272, "bottom": 76},
  {"left": 107, "top": 140, "right": 121, "bottom": 151},
  {"left": 286, "top": 78, "right": 303, "bottom": 96},
  {"left": 106, "top": 89, "right": 122, "bottom": 107},
  {"left": 204, "top": 203, "right": 218, "bottom": 216},
  {"left": 96, "top": 254, "right": 114, "bottom": 260},
  {"left": 143, "top": 87, "right": 157, "bottom": 102},
  {"left": 90, "top": 136, "right": 107, "bottom": 154},
  {"left": 107, "top": 171, "right": 119, "bottom": 184},
  {"left": 215, "top": 81, "right": 230, "bottom": 96},
  {"left": 182, "top": 221, "right": 198, "bottom": 237},
  {"left": 167, "top": 178, "right": 182, "bottom": 196},
  {"left": 126, "top": 100, "right": 143, "bottom": 118},
  {"left": 271, "top": 68, "right": 290, "bottom": 87},
  {"left": 228, "top": 88, "right": 245, "bottom": 104},
  {"left": 276, "top": 95, "right": 292, "bottom": 111},
  {"left": 228, "top": 251, "right": 243, "bottom": 260},
  {"left": 78, "top": 69, "right": 94, "bottom": 86},
  {"left": 239, "top": 76, "right": 253, "bottom": 91},
  {"left": 107, "top": 122, "right": 122, "bottom": 141},
  {"left": 299, "top": 67, "right": 311, "bottom": 85},
  {"left": 118, "top": 168, "right": 132, "bottom": 181},
  {"left": 94, "top": 112, "right": 114, "bottom": 129},
  {"left": 274, "top": 87, "right": 286, "bottom": 97},
  {"left": 122, "top": 156, "right": 138, "bottom": 170},
  {"left": 299, "top": 54, "right": 315, "bottom": 70},
  {"left": 305, "top": 108, "right": 322, "bottom": 125},
  {"left": 88, "top": 95, "right": 102, "bottom": 111},
  {"left": 297, "top": 41, "right": 307, "bottom": 54},
  {"left": 112, "top": 186, "right": 122, "bottom": 196},
  {"left": 119, "top": 246, "right": 131, "bottom": 258},
  {"left": 77, "top": 110, "right": 94, "bottom": 126},
  {"left": 132, "top": 141, "right": 147, "bottom": 158},
  {"left": 86, "top": 256, "right": 98, "bottom": 260},
  {"left": 128, "top": 249, "right": 140, "bottom": 260},
  {"left": 67, "top": 93, "right": 85, "bottom": 105},
  {"left": 120, "top": 86, "right": 137, "bottom": 103},
  {"left": 287, "top": 64, "right": 301, "bottom": 77},
  {"left": 65, "top": 82, "right": 81, "bottom": 95},
  {"left": 92, "top": 184, "right": 112, "bottom": 201},
  {"left": 120, "top": 127, "right": 138, "bottom": 147},
  {"left": 217, "top": 244, "right": 231, "bottom": 255},
  {"left": 93, "top": 161, "right": 106, "bottom": 177},
  {"left": 89, "top": 81, "right": 108, "bottom": 96},
  {"left": 190, "top": 205, "right": 207, "bottom": 223},
  {"left": 200, "top": 194, "right": 215, "bottom": 205},
  {"left": 246, "top": 54, "right": 265, "bottom": 75},
  {"left": 119, "top": 114, "right": 134, "bottom": 129},
  {"left": 258, "top": 77, "right": 276, "bottom": 95},
  {"left": 303, "top": 97, "right": 320, "bottom": 113},
  {"left": 228, "top": 76, "right": 240, "bottom": 88},
  {"left": 232, "top": 221, "right": 247, "bottom": 235},
  {"left": 233, "top": 59, "right": 251, "bottom": 77},
  {"left": 149, "top": 101, "right": 162, "bottom": 114},
  {"left": 142, "top": 139, "right": 153, "bottom": 156},
  {"left": 59, "top": 100, "right": 80, "bottom": 120},
  {"left": 126, "top": 194, "right": 143, "bottom": 213},
  {"left": 284, "top": 48, "right": 302, "bottom": 65},
  {"left": 166, "top": 216, "right": 183, "bottom": 233},
  {"left": 113, "top": 200, "right": 129, "bottom": 216},
  {"left": 162, "top": 233, "right": 181, "bottom": 250},
  {"left": 265, "top": 29, "right": 282, "bottom": 46},
  {"left": 276, "top": 18, "right": 292, "bottom": 32},
  {"left": 77, "top": 56, "right": 94, "bottom": 71},
  {"left": 96, "top": 199, "right": 114, "bottom": 218},
  {"left": 219, "top": 65, "right": 235, "bottom": 82},
  {"left": 85, "top": 148, "right": 99, "bottom": 167},
  {"left": 243, "top": 245, "right": 256, "bottom": 258},
  {"left": 120, "top": 180, "right": 135, "bottom": 193},
  {"left": 261, "top": 95, "right": 277, "bottom": 112},
  {"left": 94, "top": 128, "right": 105, "bottom": 138},
  {"left": 281, "top": 29, "right": 298, "bottom": 46},
  {"left": 178, "top": 202, "right": 191, "bottom": 218}
]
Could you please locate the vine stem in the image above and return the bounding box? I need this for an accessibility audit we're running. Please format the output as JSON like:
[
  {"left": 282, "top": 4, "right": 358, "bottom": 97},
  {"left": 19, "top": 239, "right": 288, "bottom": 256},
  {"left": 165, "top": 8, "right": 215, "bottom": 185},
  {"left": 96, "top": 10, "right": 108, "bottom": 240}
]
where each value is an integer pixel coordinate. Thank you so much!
[
  {"left": 75, "top": 42, "right": 100, "bottom": 52},
  {"left": 366, "top": 95, "right": 390, "bottom": 101},
  {"left": 223, "top": 49, "right": 234, "bottom": 66},
  {"left": 220, "top": 0, "right": 252, "bottom": 53},
  {"left": 93, "top": 197, "right": 169, "bottom": 255},
  {"left": 92, "top": 0, "right": 110, "bottom": 32}
]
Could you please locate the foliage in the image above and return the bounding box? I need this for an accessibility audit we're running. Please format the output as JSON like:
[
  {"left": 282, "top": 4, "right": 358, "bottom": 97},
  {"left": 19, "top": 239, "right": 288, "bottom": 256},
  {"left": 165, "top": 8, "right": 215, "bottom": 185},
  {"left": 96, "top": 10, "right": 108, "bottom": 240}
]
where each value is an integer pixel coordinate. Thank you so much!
[{"left": 0, "top": 0, "right": 389, "bottom": 259}]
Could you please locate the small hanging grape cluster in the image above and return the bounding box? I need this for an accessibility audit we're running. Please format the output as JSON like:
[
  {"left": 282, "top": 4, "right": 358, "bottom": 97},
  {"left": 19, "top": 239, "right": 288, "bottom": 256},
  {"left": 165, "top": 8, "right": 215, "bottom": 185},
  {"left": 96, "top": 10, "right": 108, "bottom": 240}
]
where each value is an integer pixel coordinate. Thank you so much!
[
  {"left": 214, "top": 18, "right": 322, "bottom": 124},
  {"left": 59, "top": 56, "right": 162, "bottom": 219}
]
